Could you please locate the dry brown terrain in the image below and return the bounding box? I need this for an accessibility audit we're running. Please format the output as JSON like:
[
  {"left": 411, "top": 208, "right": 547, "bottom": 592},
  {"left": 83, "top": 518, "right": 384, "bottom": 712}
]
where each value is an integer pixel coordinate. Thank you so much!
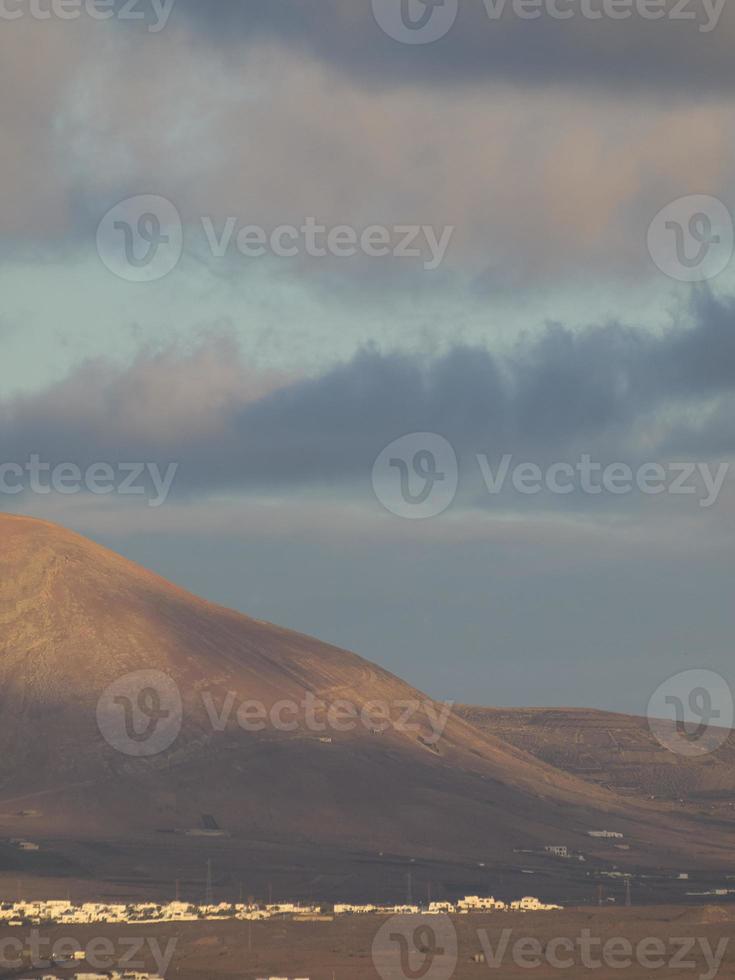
[
  {"left": 3, "top": 907, "right": 735, "bottom": 979},
  {"left": 0, "top": 514, "right": 734, "bottom": 905},
  {"left": 457, "top": 706, "right": 735, "bottom": 820}
]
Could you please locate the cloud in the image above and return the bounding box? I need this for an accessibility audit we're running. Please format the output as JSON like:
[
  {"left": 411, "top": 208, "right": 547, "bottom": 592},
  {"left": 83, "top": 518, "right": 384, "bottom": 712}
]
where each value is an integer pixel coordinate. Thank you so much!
[
  {"left": 66, "top": 44, "right": 734, "bottom": 285},
  {"left": 1, "top": 18, "right": 733, "bottom": 291},
  {"left": 2, "top": 336, "right": 289, "bottom": 446},
  {"left": 173, "top": 0, "right": 735, "bottom": 94},
  {"left": 0, "top": 19, "right": 90, "bottom": 240},
  {"left": 1, "top": 289, "right": 734, "bottom": 507}
]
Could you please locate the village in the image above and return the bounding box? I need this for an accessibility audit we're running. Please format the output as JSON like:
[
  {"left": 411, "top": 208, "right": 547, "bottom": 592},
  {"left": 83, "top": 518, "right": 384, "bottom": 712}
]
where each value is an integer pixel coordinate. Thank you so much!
[
  {"left": 17, "top": 973, "right": 164, "bottom": 980},
  {"left": 0, "top": 895, "right": 564, "bottom": 979},
  {"left": 0, "top": 893, "right": 563, "bottom": 928}
]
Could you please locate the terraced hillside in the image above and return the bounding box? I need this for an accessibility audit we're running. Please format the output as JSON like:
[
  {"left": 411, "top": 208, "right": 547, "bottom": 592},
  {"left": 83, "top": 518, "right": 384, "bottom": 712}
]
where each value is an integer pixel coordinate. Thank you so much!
[{"left": 457, "top": 706, "right": 735, "bottom": 807}]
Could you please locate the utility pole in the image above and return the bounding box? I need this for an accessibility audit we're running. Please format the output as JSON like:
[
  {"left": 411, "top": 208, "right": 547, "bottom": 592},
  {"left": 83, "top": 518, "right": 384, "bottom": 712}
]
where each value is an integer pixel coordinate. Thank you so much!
[
  {"left": 625, "top": 878, "right": 631, "bottom": 907},
  {"left": 205, "top": 859, "right": 213, "bottom": 906}
]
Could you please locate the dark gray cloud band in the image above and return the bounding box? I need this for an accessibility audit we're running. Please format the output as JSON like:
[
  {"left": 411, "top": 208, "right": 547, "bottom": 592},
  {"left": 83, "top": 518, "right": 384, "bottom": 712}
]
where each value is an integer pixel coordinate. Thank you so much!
[
  {"left": 171, "top": 0, "right": 734, "bottom": 94},
  {"left": 1, "top": 289, "right": 734, "bottom": 505}
]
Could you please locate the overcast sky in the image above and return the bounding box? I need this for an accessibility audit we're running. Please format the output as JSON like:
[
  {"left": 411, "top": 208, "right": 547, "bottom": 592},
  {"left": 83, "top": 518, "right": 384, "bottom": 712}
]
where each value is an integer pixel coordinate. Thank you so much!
[{"left": 3, "top": 0, "right": 735, "bottom": 712}]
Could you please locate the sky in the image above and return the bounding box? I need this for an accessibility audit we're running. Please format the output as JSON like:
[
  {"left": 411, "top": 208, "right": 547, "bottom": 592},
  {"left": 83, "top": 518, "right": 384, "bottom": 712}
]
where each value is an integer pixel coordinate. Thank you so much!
[{"left": 3, "top": 0, "right": 735, "bottom": 713}]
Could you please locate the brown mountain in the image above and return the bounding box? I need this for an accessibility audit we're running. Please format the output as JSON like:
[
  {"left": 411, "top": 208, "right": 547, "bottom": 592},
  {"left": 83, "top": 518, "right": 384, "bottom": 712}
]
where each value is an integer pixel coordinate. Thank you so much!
[
  {"left": 457, "top": 705, "right": 735, "bottom": 806},
  {"left": 0, "top": 514, "right": 733, "bottom": 901}
]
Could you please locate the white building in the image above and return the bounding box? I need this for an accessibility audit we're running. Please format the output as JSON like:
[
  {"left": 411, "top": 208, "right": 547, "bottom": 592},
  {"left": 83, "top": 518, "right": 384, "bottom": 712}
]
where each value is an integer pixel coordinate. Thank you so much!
[
  {"left": 510, "top": 896, "right": 563, "bottom": 911},
  {"left": 457, "top": 895, "right": 506, "bottom": 912}
]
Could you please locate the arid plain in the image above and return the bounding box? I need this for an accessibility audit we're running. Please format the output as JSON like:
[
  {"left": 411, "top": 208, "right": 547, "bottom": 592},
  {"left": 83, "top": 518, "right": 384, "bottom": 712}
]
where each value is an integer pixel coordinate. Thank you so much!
[{"left": 2, "top": 515, "right": 735, "bottom": 980}]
